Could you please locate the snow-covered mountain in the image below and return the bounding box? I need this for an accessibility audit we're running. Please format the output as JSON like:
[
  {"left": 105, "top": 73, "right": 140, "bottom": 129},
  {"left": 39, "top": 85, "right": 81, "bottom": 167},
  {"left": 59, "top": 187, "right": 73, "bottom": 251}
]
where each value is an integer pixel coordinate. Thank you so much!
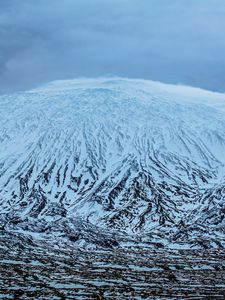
[{"left": 1, "top": 78, "right": 225, "bottom": 249}]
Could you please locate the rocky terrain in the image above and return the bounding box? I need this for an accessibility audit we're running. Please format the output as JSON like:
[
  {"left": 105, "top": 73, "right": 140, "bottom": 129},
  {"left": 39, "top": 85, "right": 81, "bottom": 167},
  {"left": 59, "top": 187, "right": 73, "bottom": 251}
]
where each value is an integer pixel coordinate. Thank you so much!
[{"left": 0, "top": 232, "right": 225, "bottom": 299}]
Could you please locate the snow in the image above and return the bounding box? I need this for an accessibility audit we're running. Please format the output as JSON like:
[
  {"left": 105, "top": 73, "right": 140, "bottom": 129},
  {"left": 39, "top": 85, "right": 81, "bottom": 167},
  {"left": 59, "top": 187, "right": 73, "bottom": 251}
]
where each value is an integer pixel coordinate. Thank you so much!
[{"left": 0, "top": 77, "right": 225, "bottom": 248}]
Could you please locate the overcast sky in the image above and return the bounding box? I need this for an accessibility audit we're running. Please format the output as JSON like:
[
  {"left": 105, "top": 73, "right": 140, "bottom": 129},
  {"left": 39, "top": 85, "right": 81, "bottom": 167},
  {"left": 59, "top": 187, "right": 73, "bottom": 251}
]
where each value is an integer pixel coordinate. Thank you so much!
[{"left": 0, "top": 0, "right": 225, "bottom": 93}]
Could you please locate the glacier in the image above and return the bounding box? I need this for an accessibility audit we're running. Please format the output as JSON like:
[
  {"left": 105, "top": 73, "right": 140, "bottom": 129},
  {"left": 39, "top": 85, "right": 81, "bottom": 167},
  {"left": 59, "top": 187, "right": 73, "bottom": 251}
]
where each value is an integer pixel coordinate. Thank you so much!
[{"left": 0, "top": 77, "right": 225, "bottom": 249}]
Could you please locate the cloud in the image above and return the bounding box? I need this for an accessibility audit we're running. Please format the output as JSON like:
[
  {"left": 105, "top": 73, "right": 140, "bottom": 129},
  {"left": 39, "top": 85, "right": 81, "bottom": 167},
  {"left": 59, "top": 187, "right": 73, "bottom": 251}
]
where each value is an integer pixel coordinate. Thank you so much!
[{"left": 0, "top": 0, "right": 225, "bottom": 93}]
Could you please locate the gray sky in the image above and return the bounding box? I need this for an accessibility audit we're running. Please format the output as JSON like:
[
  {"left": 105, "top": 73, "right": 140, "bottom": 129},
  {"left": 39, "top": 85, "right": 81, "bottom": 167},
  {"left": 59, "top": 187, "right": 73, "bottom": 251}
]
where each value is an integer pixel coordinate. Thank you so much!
[{"left": 0, "top": 0, "right": 225, "bottom": 93}]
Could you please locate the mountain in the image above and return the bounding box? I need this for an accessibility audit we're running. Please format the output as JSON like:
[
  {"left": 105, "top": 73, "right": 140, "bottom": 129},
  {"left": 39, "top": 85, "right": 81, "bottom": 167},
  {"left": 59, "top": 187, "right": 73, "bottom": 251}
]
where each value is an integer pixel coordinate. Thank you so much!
[{"left": 0, "top": 77, "right": 225, "bottom": 249}]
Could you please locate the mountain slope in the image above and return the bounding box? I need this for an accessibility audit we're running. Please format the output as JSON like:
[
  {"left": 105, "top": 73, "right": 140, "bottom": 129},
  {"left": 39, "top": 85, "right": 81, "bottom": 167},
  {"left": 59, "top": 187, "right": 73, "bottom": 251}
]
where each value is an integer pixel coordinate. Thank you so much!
[{"left": 0, "top": 78, "right": 225, "bottom": 249}]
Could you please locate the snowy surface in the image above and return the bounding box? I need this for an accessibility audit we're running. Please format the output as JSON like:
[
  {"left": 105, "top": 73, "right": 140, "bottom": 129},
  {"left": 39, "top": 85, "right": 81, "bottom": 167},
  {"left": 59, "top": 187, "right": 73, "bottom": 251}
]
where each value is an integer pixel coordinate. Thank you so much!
[{"left": 0, "top": 77, "right": 225, "bottom": 248}]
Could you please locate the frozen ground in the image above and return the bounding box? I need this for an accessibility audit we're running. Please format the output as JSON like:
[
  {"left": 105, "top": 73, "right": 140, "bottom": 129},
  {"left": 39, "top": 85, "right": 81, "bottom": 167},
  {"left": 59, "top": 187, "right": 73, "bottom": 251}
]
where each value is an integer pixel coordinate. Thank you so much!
[{"left": 0, "top": 232, "right": 225, "bottom": 299}]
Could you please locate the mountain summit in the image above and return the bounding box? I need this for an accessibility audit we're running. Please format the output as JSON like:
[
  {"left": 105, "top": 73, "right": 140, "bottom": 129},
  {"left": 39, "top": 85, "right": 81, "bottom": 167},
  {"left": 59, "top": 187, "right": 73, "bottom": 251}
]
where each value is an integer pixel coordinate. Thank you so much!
[{"left": 1, "top": 78, "right": 225, "bottom": 249}]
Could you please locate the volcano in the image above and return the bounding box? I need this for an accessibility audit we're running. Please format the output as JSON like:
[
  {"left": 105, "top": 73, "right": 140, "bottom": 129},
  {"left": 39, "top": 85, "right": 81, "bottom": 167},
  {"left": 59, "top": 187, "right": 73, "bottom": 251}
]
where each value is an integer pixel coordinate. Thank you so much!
[{"left": 0, "top": 77, "right": 225, "bottom": 249}]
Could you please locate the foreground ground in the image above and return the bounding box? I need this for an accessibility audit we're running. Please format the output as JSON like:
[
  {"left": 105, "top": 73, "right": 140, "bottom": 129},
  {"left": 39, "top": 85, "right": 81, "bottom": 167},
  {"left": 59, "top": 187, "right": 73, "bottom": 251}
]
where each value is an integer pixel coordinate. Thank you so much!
[{"left": 0, "top": 232, "right": 225, "bottom": 299}]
